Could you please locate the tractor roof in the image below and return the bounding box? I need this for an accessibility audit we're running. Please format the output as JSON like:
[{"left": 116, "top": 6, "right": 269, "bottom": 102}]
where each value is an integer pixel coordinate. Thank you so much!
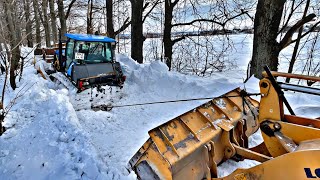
[{"left": 65, "top": 33, "right": 116, "bottom": 43}]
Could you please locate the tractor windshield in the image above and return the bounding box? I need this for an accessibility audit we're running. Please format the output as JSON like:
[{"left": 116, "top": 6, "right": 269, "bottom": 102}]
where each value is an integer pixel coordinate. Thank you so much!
[{"left": 74, "top": 41, "right": 112, "bottom": 63}]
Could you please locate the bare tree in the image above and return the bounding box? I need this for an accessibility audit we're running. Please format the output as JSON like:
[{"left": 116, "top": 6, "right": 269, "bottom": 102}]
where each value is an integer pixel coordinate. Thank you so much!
[
  {"left": 286, "top": 0, "right": 310, "bottom": 83},
  {"left": 0, "top": 0, "right": 21, "bottom": 134},
  {"left": 106, "top": 0, "right": 131, "bottom": 39},
  {"left": 23, "top": 0, "right": 33, "bottom": 47},
  {"left": 163, "top": 0, "right": 252, "bottom": 70},
  {"left": 106, "top": 0, "right": 116, "bottom": 38},
  {"left": 163, "top": 0, "right": 178, "bottom": 70},
  {"left": 129, "top": 0, "right": 160, "bottom": 63},
  {"left": 57, "top": 0, "right": 76, "bottom": 40},
  {"left": 0, "top": 0, "right": 36, "bottom": 135},
  {"left": 32, "top": 0, "right": 41, "bottom": 46},
  {"left": 2, "top": 0, "right": 22, "bottom": 90},
  {"left": 87, "top": 0, "right": 94, "bottom": 34},
  {"left": 49, "top": 0, "right": 58, "bottom": 43},
  {"left": 0, "top": 51, "right": 8, "bottom": 135},
  {"left": 250, "top": 0, "right": 319, "bottom": 78},
  {"left": 130, "top": 0, "right": 144, "bottom": 63},
  {"left": 41, "top": 0, "right": 52, "bottom": 47},
  {"left": 57, "top": 0, "right": 67, "bottom": 40},
  {"left": 300, "top": 33, "right": 320, "bottom": 86},
  {"left": 171, "top": 35, "right": 236, "bottom": 76}
]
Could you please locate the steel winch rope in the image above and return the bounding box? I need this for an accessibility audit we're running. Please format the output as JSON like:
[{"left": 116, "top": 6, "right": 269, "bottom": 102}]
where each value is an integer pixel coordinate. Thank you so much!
[{"left": 91, "top": 92, "right": 261, "bottom": 111}]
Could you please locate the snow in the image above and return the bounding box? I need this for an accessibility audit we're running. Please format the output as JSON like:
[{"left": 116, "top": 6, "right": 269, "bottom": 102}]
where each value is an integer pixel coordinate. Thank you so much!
[
  {"left": 0, "top": 34, "right": 319, "bottom": 179},
  {"left": 72, "top": 54, "right": 243, "bottom": 179},
  {"left": 0, "top": 69, "right": 108, "bottom": 179}
]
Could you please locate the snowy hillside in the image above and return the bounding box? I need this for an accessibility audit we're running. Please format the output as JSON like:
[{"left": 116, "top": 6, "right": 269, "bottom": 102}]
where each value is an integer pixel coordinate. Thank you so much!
[{"left": 0, "top": 46, "right": 319, "bottom": 179}]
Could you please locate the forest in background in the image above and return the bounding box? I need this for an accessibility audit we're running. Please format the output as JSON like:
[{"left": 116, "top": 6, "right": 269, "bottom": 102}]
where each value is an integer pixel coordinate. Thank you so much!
[{"left": 0, "top": 0, "right": 320, "bottom": 132}]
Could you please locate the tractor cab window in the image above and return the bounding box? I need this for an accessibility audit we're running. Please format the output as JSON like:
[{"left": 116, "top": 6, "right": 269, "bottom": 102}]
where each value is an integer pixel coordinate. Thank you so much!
[
  {"left": 106, "top": 43, "right": 112, "bottom": 60},
  {"left": 66, "top": 39, "right": 74, "bottom": 70},
  {"left": 73, "top": 41, "right": 112, "bottom": 63}
]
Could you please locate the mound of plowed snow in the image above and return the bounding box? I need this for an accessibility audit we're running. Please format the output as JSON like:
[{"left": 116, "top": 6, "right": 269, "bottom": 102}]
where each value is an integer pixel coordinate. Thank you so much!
[{"left": 0, "top": 48, "right": 319, "bottom": 179}]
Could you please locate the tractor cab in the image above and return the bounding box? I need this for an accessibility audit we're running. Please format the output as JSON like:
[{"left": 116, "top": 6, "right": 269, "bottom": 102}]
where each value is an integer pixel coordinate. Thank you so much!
[{"left": 55, "top": 33, "right": 125, "bottom": 91}]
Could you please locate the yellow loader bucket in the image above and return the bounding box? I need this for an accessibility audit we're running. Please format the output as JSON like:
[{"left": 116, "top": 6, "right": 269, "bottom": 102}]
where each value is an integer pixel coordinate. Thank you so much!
[
  {"left": 128, "top": 88, "right": 260, "bottom": 179},
  {"left": 128, "top": 69, "right": 320, "bottom": 180}
]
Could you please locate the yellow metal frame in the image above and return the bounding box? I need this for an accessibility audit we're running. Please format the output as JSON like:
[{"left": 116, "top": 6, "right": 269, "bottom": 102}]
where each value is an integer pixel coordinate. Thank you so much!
[{"left": 259, "top": 71, "right": 320, "bottom": 157}]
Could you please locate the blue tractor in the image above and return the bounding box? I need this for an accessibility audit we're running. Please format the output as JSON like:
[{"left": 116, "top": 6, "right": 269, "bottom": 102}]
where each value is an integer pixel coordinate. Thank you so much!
[{"left": 54, "top": 33, "right": 125, "bottom": 91}]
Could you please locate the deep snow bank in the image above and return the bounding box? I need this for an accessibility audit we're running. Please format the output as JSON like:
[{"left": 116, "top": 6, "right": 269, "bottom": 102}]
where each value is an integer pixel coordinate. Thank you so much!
[
  {"left": 73, "top": 54, "right": 261, "bottom": 179},
  {"left": 0, "top": 48, "right": 318, "bottom": 180},
  {"left": 1, "top": 50, "right": 247, "bottom": 180},
  {"left": 0, "top": 48, "right": 110, "bottom": 179}
]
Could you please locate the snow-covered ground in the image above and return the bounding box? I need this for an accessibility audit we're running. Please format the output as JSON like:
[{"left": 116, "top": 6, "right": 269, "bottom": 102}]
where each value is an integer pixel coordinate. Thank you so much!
[{"left": 0, "top": 35, "right": 319, "bottom": 179}]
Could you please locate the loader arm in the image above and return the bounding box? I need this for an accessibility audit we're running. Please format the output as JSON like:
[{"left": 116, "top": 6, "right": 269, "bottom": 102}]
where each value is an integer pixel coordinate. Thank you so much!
[
  {"left": 215, "top": 68, "right": 320, "bottom": 180},
  {"left": 258, "top": 67, "right": 320, "bottom": 157}
]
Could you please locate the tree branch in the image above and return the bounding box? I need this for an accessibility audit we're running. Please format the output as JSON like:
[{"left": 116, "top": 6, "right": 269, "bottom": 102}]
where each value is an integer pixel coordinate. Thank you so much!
[
  {"left": 115, "top": 17, "right": 131, "bottom": 35},
  {"left": 143, "top": 0, "right": 160, "bottom": 23},
  {"left": 290, "top": 21, "right": 320, "bottom": 45},
  {"left": 222, "top": 10, "right": 249, "bottom": 26},
  {"left": 172, "top": 0, "right": 179, "bottom": 7},
  {"left": 173, "top": 19, "right": 223, "bottom": 27},
  {"left": 115, "top": 1, "right": 160, "bottom": 36},
  {"left": 143, "top": 2, "right": 149, "bottom": 11},
  {"left": 172, "top": 36, "right": 186, "bottom": 45},
  {"left": 172, "top": 10, "right": 248, "bottom": 27},
  {"left": 65, "top": 0, "right": 77, "bottom": 19},
  {"left": 244, "top": 11, "right": 254, "bottom": 22},
  {"left": 278, "top": 0, "right": 304, "bottom": 34},
  {"left": 279, "top": 13, "right": 316, "bottom": 49}
]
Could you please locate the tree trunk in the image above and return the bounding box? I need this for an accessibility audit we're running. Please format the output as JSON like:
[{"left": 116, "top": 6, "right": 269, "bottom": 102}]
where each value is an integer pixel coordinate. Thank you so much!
[
  {"left": 130, "top": 0, "right": 144, "bottom": 63},
  {"left": 250, "top": 0, "right": 286, "bottom": 79},
  {"left": 106, "top": 0, "right": 115, "bottom": 38},
  {"left": 1, "top": 47, "right": 8, "bottom": 135},
  {"left": 87, "top": 0, "right": 94, "bottom": 34},
  {"left": 0, "top": 114, "right": 4, "bottom": 135},
  {"left": 9, "top": 50, "right": 19, "bottom": 90},
  {"left": 49, "top": 0, "right": 58, "bottom": 43},
  {"left": 42, "top": 0, "right": 51, "bottom": 47},
  {"left": 0, "top": 102, "right": 4, "bottom": 135},
  {"left": 24, "top": 0, "right": 33, "bottom": 47},
  {"left": 3, "top": 0, "right": 21, "bottom": 90},
  {"left": 57, "top": 0, "right": 67, "bottom": 40},
  {"left": 163, "top": 0, "right": 175, "bottom": 70},
  {"left": 33, "top": 0, "right": 41, "bottom": 47}
]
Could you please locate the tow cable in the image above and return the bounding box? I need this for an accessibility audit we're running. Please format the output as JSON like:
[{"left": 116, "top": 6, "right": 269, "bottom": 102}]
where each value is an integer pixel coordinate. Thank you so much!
[{"left": 91, "top": 92, "right": 261, "bottom": 111}]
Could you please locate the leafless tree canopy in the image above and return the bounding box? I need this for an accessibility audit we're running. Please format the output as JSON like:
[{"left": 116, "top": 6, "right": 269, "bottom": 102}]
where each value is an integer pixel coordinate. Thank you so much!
[{"left": 0, "top": 0, "right": 319, "bottom": 133}]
